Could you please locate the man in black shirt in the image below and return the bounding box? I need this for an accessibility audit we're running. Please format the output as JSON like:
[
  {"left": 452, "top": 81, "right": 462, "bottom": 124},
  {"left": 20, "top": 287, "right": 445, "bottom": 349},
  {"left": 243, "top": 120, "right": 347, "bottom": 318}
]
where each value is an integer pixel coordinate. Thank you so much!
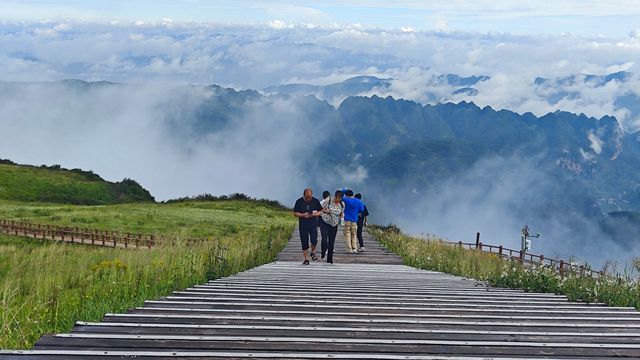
[
  {"left": 355, "top": 193, "right": 370, "bottom": 252},
  {"left": 293, "top": 188, "right": 323, "bottom": 265}
]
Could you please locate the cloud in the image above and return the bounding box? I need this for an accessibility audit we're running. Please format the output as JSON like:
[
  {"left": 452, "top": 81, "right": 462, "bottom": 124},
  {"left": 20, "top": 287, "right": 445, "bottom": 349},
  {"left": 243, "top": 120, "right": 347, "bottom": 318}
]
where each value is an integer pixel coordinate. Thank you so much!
[
  {"left": 2, "top": 20, "right": 640, "bottom": 130},
  {"left": 0, "top": 21, "right": 638, "bottom": 126}
]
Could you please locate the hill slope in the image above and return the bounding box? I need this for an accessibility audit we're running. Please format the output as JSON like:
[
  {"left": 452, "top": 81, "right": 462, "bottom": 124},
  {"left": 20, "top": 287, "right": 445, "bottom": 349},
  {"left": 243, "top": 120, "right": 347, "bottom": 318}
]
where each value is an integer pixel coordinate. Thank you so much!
[{"left": 0, "top": 159, "right": 154, "bottom": 205}]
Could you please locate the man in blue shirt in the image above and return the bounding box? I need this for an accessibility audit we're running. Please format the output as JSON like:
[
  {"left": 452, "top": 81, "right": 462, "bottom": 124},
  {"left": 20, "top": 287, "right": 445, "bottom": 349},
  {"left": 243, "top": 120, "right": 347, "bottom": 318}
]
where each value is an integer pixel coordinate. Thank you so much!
[{"left": 341, "top": 189, "right": 364, "bottom": 253}]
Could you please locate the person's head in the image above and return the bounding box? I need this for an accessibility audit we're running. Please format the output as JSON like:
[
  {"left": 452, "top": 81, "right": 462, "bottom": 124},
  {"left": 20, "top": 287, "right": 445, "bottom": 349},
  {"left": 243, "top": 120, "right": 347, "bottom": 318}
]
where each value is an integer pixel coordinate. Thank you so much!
[
  {"left": 354, "top": 193, "right": 362, "bottom": 199},
  {"left": 322, "top": 191, "right": 330, "bottom": 200},
  {"left": 303, "top": 188, "right": 313, "bottom": 202},
  {"left": 334, "top": 190, "right": 343, "bottom": 202},
  {"left": 345, "top": 189, "right": 354, "bottom": 197}
]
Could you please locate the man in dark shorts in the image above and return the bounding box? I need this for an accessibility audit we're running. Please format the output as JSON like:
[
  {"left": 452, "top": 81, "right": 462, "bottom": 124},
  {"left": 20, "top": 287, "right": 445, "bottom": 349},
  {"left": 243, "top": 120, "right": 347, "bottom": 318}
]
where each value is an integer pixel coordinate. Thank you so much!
[{"left": 293, "top": 188, "right": 323, "bottom": 265}]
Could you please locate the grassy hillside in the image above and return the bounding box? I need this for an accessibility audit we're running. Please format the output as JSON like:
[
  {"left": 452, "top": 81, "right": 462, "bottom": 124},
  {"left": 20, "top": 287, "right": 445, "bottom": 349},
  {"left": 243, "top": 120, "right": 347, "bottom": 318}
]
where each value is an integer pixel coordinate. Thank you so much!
[
  {"left": 0, "top": 160, "right": 154, "bottom": 205},
  {"left": 0, "top": 199, "right": 296, "bottom": 349}
]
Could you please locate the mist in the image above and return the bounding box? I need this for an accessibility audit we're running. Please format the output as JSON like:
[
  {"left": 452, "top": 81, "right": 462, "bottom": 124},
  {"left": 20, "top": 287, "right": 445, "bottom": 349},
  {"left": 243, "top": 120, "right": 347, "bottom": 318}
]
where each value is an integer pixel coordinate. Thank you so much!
[
  {"left": 371, "top": 153, "right": 638, "bottom": 269},
  {"left": 0, "top": 82, "right": 322, "bottom": 202}
]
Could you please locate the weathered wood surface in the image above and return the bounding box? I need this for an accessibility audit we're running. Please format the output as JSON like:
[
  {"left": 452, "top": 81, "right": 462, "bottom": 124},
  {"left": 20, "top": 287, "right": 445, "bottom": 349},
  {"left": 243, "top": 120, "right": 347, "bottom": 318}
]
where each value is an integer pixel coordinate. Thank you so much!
[
  {"left": 277, "top": 225, "right": 403, "bottom": 264},
  {"left": 2, "top": 228, "right": 640, "bottom": 359}
]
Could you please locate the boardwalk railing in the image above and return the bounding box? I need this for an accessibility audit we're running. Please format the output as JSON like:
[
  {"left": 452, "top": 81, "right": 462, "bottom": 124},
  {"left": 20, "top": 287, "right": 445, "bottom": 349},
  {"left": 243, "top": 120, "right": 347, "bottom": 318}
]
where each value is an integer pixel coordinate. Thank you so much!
[
  {"left": 420, "top": 232, "right": 606, "bottom": 279},
  {"left": 0, "top": 219, "right": 157, "bottom": 249},
  {"left": 0, "top": 219, "right": 215, "bottom": 249}
]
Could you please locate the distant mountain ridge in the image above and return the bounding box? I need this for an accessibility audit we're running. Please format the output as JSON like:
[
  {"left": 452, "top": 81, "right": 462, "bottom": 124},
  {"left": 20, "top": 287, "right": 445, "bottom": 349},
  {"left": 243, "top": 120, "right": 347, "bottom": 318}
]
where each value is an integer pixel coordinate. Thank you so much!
[
  {"left": 265, "top": 70, "right": 640, "bottom": 133},
  {"left": 263, "top": 74, "right": 489, "bottom": 105}
]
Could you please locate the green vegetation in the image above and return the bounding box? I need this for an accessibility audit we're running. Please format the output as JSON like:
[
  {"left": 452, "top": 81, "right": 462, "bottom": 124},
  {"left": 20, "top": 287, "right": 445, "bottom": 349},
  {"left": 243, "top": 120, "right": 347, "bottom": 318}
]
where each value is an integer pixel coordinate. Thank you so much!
[
  {"left": 165, "top": 192, "right": 289, "bottom": 211},
  {"left": 0, "top": 199, "right": 295, "bottom": 349},
  {"left": 0, "top": 199, "right": 292, "bottom": 240},
  {"left": 0, "top": 161, "right": 154, "bottom": 205},
  {"left": 371, "top": 226, "right": 640, "bottom": 310}
]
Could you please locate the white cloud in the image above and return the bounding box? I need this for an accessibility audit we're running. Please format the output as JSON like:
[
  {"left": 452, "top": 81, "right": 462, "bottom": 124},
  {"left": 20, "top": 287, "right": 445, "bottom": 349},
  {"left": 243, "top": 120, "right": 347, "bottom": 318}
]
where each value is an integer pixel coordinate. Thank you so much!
[
  {"left": 588, "top": 131, "right": 604, "bottom": 154},
  {"left": 1, "top": 20, "right": 640, "bottom": 130}
]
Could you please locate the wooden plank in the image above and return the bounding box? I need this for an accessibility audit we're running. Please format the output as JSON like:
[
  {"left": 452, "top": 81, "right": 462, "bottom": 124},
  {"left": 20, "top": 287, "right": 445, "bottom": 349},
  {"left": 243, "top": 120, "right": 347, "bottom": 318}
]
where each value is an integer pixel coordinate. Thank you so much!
[
  {"left": 0, "top": 349, "right": 583, "bottom": 359},
  {"left": 103, "top": 312, "right": 640, "bottom": 328},
  {"left": 31, "top": 336, "right": 640, "bottom": 357},
  {"left": 142, "top": 300, "right": 640, "bottom": 316},
  {"left": 71, "top": 321, "right": 640, "bottom": 337}
]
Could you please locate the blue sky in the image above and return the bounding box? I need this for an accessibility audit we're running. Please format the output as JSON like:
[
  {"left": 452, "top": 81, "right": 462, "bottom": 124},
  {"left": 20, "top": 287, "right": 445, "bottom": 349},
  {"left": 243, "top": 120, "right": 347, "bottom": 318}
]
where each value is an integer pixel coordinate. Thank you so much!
[{"left": 1, "top": 0, "right": 639, "bottom": 37}]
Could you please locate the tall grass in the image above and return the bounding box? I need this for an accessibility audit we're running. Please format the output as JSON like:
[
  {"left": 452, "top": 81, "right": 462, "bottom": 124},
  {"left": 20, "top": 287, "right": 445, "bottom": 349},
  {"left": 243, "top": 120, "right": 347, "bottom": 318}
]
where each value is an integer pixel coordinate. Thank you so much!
[
  {"left": 371, "top": 226, "right": 640, "bottom": 310},
  {"left": 0, "top": 199, "right": 295, "bottom": 349},
  {"left": 0, "top": 224, "right": 291, "bottom": 349}
]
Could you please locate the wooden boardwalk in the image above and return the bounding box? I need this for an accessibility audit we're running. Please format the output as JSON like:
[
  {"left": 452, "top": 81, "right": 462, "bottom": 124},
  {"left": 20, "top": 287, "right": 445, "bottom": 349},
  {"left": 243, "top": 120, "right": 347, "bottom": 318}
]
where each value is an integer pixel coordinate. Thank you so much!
[
  {"left": 277, "top": 226, "right": 403, "bottom": 264},
  {"left": 3, "top": 228, "right": 640, "bottom": 359}
]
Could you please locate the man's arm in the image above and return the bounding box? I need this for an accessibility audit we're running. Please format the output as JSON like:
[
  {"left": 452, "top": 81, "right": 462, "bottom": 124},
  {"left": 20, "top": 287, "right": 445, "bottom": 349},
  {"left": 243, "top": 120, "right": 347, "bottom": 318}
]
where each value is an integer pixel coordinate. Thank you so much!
[
  {"left": 293, "top": 211, "right": 310, "bottom": 219},
  {"left": 293, "top": 200, "right": 310, "bottom": 218}
]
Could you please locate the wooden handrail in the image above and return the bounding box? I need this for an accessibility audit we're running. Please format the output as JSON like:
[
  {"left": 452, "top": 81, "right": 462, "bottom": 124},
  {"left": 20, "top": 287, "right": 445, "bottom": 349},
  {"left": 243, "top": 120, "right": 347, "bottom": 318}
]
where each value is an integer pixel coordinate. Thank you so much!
[
  {"left": 421, "top": 232, "right": 606, "bottom": 279},
  {"left": 0, "top": 219, "right": 211, "bottom": 249}
]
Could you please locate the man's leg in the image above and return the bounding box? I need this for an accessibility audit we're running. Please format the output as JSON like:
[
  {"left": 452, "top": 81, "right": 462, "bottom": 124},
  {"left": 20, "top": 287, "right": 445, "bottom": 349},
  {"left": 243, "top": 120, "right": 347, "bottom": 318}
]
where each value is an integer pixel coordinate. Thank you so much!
[
  {"left": 350, "top": 222, "right": 358, "bottom": 251},
  {"left": 309, "top": 225, "right": 318, "bottom": 259},
  {"left": 299, "top": 226, "right": 310, "bottom": 262},
  {"left": 356, "top": 219, "right": 364, "bottom": 249},
  {"left": 343, "top": 222, "right": 353, "bottom": 252}
]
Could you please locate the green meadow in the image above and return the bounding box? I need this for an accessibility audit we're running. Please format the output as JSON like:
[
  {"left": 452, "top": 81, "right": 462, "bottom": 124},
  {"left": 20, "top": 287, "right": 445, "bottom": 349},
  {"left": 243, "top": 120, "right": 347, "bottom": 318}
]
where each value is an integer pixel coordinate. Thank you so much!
[{"left": 0, "top": 199, "right": 295, "bottom": 349}]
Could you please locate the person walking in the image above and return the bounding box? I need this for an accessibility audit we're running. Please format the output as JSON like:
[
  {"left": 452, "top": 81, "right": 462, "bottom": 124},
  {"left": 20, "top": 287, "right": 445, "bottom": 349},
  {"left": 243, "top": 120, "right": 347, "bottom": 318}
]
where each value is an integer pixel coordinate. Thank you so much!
[
  {"left": 319, "top": 190, "right": 331, "bottom": 259},
  {"left": 321, "top": 190, "right": 344, "bottom": 264},
  {"left": 354, "top": 193, "right": 369, "bottom": 252},
  {"left": 341, "top": 189, "right": 364, "bottom": 253},
  {"left": 293, "top": 188, "right": 323, "bottom": 265}
]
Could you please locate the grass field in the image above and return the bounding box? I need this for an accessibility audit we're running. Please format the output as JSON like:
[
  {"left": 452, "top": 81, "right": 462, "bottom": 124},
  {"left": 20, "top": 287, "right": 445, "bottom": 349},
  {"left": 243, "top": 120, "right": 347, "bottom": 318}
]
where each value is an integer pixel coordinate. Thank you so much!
[
  {"left": 0, "top": 199, "right": 295, "bottom": 349},
  {"left": 0, "top": 199, "right": 291, "bottom": 241},
  {"left": 371, "top": 226, "right": 640, "bottom": 310}
]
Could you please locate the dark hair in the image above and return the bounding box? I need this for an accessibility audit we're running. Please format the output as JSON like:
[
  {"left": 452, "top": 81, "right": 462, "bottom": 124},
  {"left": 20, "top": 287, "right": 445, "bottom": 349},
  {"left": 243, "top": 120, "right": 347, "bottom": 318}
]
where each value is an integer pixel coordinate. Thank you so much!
[
  {"left": 322, "top": 191, "right": 330, "bottom": 199},
  {"left": 355, "top": 193, "right": 362, "bottom": 199},
  {"left": 334, "top": 190, "right": 343, "bottom": 198},
  {"left": 345, "top": 189, "right": 354, "bottom": 197}
]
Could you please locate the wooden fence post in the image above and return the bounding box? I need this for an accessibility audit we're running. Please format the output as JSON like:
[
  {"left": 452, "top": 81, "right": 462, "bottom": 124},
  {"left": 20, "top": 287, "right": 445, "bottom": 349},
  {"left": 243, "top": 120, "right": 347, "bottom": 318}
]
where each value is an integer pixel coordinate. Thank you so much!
[{"left": 475, "top": 232, "right": 480, "bottom": 249}]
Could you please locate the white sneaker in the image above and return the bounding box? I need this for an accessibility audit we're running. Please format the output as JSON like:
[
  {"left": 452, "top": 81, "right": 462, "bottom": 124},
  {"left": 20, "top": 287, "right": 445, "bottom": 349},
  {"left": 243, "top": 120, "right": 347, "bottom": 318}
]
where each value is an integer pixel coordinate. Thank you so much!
[
  {"left": 358, "top": 247, "right": 365, "bottom": 252},
  {"left": 351, "top": 249, "right": 358, "bottom": 253}
]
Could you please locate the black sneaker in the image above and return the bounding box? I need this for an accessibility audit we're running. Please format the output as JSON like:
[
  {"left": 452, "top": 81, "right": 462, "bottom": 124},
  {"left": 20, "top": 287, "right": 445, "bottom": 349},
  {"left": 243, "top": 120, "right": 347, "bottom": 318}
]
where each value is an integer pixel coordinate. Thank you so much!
[{"left": 302, "top": 259, "right": 310, "bottom": 265}]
